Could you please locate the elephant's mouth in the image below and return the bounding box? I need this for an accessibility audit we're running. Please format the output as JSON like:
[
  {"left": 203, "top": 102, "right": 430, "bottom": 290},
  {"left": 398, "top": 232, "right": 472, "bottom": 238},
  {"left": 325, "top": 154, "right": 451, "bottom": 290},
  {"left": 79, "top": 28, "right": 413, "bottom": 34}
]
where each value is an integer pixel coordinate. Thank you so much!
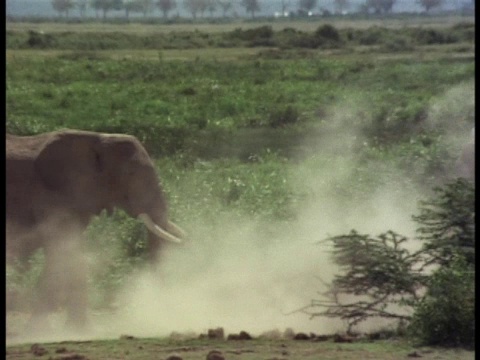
[{"left": 137, "top": 213, "right": 185, "bottom": 244}]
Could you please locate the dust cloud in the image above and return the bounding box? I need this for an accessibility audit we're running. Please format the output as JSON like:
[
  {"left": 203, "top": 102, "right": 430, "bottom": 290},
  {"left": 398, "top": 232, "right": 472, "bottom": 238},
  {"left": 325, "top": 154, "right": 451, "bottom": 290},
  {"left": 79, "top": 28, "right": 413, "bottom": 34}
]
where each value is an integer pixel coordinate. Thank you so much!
[
  {"left": 107, "top": 178, "right": 420, "bottom": 339},
  {"left": 7, "top": 82, "right": 473, "bottom": 344},
  {"left": 109, "top": 218, "right": 341, "bottom": 337},
  {"left": 83, "top": 92, "right": 427, "bottom": 341}
]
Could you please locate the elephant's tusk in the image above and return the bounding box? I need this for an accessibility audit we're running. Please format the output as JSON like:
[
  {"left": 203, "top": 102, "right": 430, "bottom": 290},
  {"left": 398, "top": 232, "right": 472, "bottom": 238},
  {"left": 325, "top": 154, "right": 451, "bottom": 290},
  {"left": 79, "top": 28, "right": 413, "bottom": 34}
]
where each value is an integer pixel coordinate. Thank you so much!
[
  {"left": 168, "top": 221, "right": 187, "bottom": 239},
  {"left": 138, "top": 213, "right": 183, "bottom": 244}
]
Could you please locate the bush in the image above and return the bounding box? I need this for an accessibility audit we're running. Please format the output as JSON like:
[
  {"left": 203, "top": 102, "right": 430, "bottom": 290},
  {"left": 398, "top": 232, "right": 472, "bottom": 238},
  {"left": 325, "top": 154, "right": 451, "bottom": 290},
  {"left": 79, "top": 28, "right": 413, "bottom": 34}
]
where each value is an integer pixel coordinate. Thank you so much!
[
  {"left": 356, "top": 26, "right": 386, "bottom": 45},
  {"left": 227, "top": 26, "right": 276, "bottom": 47},
  {"left": 314, "top": 24, "right": 341, "bottom": 42},
  {"left": 408, "top": 256, "right": 474, "bottom": 348},
  {"left": 413, "top": 178, "right": 475, "bottom": 266},
  {"left": 409, "top": 180, "right": 475, "bottom": 348},
  {"left": 304, "top": 179, "right": 475, "bottom": 345},
  {"left": 26, "top": 30, "right": 56, "bottom": 48},
  {"left": 312, "top": 24, "right": 343, "bottom": 48},
  {"left": 229, "top": 26, "right": 274, "bottom": 43},
  {"left": 409, "top": 28, "right": 459, "bottom": 45},
  {"left": 267, "top": 105, "right": 300, "bottom": 128}
]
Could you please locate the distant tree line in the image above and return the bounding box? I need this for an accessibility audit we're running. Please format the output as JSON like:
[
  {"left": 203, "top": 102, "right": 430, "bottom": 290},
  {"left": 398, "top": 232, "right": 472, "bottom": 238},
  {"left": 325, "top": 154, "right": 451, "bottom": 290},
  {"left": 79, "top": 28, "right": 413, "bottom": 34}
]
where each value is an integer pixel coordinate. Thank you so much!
[{"left": 50, "top": 0, "right": 445, "bottom": 20}]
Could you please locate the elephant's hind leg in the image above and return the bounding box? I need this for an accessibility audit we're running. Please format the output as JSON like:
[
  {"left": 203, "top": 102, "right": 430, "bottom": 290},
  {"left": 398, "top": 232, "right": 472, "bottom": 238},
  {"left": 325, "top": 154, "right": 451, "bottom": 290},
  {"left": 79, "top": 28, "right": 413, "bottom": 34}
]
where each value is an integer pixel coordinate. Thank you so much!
[{"left": 63, "top": 248, "right": 89, "bottom": 331}]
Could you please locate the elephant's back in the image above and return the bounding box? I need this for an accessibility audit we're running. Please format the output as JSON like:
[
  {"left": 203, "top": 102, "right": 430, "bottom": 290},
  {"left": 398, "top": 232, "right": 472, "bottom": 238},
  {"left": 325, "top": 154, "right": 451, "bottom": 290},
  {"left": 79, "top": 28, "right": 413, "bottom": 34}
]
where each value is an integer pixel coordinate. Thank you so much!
[
  {"left": 6, "top": 133, "right": 47, "bottom": 199},
  {"left": 6, "top": 132, "right": 52, "bottom": 160},
  {"left": 7, "top": 134, "right": 42, "bottom": 248}
]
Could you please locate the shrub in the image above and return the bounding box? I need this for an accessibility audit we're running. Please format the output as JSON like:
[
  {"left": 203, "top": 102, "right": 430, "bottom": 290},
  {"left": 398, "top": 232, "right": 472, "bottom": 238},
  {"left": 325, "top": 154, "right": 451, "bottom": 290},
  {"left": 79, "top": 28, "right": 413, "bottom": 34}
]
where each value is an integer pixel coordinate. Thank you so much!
[
  {"left": 413, "top": 178, "right": 475, "bottom": 266},
  {"left": 229, "top": 25, "right": 274, "bottom": 42},
  {"left": 312, "top": 24, "right": 343, "bottom": 48},
  {"left": 304, "top": 179, "right": 475, "bottom": 345},
  {"left": 314, "top": 24, "right": 341, "bottom": 42},
  {"left": 356, "top": 26, "right": 385, "bottom": 45},
  {"left": 26, "top": 30, "right": 55, "bottom": 49},
  {"left": 410, "top": 28, "right": 459, "bottom": 45},
  {"left": 285, "top": 33, "right": 318, "bottom": 49},
  {"left": 408, "top": 256, "right": 474, "bottom": 348},
  {"left": 409, "top": 180, "right": 475, "bottom": 354},
  {"left": 267, "top": 105, "right": 300, "bottom": 128},
  {"left": 225, "top": 26, "right": 275, "bottom": 47}
]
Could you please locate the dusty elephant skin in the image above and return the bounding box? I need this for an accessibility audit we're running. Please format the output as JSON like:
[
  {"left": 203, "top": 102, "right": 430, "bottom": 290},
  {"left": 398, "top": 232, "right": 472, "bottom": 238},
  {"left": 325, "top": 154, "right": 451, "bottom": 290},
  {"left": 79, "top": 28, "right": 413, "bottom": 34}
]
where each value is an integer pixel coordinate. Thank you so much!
[{"left": 6, "top": 129, "right": 185, "bottom": 331}]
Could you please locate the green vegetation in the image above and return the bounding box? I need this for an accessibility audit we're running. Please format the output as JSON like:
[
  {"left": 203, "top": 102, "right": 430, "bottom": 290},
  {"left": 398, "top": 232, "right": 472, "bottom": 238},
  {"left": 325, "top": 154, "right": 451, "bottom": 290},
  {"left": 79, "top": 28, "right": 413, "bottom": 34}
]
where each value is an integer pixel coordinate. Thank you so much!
[
  {"left": 6, "top": 27, "right": 474, "bottom": 157},
  {"left": 6, "top": 18, "right": 475, "bottom": 349},
  {"left": 6, "top": 22, "right": 474, "bottom": 50},
  {"left": 408, "top": 256, "right": 474, "bottom": 348}
]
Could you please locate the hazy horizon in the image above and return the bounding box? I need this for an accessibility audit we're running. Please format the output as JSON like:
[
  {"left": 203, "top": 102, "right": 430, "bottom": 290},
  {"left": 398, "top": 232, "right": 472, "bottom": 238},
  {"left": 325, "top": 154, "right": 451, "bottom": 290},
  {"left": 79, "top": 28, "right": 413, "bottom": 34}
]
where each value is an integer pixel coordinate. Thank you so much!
[{"left": 6, "top": 0, "right": 473, "bottom": 19}]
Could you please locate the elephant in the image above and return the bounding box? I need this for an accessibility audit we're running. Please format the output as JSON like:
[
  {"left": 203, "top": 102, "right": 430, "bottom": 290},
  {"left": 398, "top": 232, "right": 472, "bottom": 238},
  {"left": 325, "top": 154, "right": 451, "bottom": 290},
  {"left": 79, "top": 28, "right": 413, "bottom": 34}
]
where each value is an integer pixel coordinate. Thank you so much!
[{"left": 6, "top": 129, "right": 185, "bottom": 331}]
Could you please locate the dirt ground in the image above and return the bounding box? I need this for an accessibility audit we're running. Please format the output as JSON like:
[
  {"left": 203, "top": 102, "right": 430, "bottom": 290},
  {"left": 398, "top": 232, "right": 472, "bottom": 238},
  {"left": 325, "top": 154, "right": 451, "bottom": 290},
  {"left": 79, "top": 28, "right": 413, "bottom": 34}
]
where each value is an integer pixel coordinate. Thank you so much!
[{"left": 6, "top": 335, "right": 475, "bottom": 360}]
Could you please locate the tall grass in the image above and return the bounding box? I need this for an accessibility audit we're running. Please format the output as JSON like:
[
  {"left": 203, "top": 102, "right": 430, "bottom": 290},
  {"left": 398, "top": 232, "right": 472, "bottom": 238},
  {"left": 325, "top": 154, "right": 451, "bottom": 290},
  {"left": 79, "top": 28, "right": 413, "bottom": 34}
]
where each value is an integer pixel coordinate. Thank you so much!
[{"left": 6, "top": 51, "right": 474, "bottom": 156}]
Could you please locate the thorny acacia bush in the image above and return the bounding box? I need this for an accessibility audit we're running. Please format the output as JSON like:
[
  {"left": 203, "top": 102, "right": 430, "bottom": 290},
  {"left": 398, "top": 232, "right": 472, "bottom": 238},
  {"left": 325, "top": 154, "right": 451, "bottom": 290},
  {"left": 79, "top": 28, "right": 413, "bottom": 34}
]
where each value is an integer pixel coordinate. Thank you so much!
[{"left": 301, "top": 178, "right": 474, "bottom": 347}]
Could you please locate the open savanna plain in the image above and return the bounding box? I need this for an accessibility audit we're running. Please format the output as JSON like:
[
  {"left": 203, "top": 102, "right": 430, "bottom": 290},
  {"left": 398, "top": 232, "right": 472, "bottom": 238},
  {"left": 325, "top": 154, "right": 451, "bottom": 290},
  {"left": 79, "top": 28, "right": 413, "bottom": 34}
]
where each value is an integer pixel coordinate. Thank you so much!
[{"left": 6, "top": 15, "right": 475, "bottom": 359}]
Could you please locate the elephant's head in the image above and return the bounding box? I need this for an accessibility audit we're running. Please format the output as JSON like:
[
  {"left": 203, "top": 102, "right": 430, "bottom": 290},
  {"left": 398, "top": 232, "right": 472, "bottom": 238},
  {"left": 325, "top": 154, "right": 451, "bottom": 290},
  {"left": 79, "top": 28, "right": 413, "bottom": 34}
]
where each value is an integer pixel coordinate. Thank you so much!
[{"left": 33, "top": 130, "right": 184, "bottom": 261}]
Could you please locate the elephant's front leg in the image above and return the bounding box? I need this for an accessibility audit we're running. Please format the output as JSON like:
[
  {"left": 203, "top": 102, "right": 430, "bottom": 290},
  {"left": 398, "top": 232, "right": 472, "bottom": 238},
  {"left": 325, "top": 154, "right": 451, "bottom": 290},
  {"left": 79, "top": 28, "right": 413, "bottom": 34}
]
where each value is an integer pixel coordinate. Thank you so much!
[
  {"left": 30, "top": 237, "right": 89, "bottom": 332},
  {"left": 28, "top": 241, "right": 68, "bottom": 333},
  {"left": 63, "top": 244, "right": 88, "bottom": 330}
]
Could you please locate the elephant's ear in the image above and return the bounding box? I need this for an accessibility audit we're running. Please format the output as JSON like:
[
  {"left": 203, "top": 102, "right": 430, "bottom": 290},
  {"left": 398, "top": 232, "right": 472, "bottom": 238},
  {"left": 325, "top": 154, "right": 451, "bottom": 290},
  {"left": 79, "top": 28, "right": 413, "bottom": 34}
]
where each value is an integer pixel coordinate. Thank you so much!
[
  {"left": 35, "top": 132, "right": 102, "bottom": 192},
  {"left": 105, "top": 137, "right": 138, "bottom": 163}
]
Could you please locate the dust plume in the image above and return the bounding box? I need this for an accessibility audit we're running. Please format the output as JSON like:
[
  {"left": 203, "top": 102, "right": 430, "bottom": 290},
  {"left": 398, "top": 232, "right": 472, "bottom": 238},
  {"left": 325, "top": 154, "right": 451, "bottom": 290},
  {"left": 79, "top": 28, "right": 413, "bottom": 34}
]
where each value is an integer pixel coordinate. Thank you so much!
[
  {"left": 88, "top": 92, "right": 429, "bottom": 340},
  {"left": 109, "top": 179, "right": 419, "bottom": 339},
  {"left": 108, "top": 217, "right": 340, "bottom": 337}
]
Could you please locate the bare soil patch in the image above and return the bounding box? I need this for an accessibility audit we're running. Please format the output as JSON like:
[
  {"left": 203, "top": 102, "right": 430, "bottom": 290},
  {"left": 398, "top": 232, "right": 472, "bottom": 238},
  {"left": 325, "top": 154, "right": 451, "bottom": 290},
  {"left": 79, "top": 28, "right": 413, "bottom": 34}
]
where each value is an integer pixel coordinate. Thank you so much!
[{"left": 6, "top": 335, "right": 475, "bottom": 360}]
